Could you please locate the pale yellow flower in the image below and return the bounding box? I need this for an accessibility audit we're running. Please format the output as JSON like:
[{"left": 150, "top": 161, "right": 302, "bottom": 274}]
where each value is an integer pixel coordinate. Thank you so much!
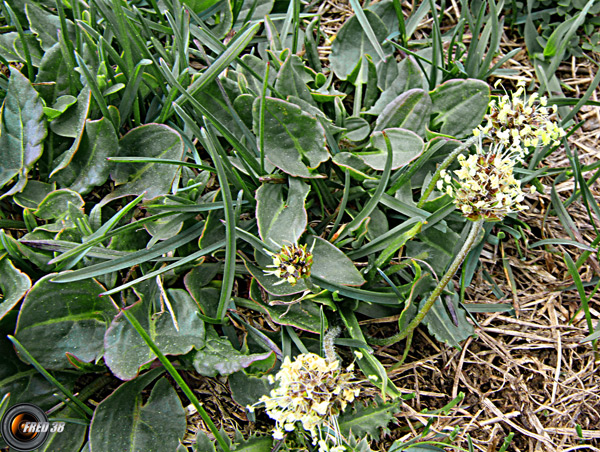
[
  {"left": 439, "top": 141, "right": 531, "bottom": 221},
  {"left": 475, "top": 81, "right": 566, "bottom": 162}
]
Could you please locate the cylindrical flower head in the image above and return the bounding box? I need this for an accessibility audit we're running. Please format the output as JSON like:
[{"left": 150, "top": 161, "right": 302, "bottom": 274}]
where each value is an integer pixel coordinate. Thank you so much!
[
  {"left": 263, "top": 242, "right": 314, "bottom": 286},
  {"left": 257, "top": 353, "right": 360, "bottom": 444},
  {"left": 437, "top": 142, "right": 532, "bottom": 221},
  {"left": 474, "top": 80, "right": 566, "bottom": 161}
]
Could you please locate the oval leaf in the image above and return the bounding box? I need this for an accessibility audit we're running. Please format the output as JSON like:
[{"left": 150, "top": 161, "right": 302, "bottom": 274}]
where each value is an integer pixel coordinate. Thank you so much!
[
  {"left": 308, "top": 236, "right": 365, "bottom": 286},
  {"left": 89, "top": 370, "right": 186, "bottom": 452},
  {"left": 193, "top": 329, "right": 273, "bottom": 377},
  {"left": 429, "top": 79, "right": 490, "bottom": 138},
  {"left": 330, "top": 10, "right": 390, "bottom": 80},
  {"left": 374, "top": 88, "right": 432, "bottom": 137},
  {"left": 252, "top": 97, "right": 328, "bottom": 178},
  {"left": 0, "top": 256, "right": 31, "bottom": 321},
  {"left": 104, "top": 123, "right": 185, "bottom": 204},
  {"left": 15, "top": 275, "right": 116, "bottom": 370},
  {"left": 361, "top": 128, "right": 424, "bottom": 171},
  {"left": 104, "top": 289, "right": 206, "bottom": 380},
  {"left": 0, "top": 67, "right": 47, "bottom": 196},
  {"left": 256, "top": 178, "right": 310, "bottom": 246}
]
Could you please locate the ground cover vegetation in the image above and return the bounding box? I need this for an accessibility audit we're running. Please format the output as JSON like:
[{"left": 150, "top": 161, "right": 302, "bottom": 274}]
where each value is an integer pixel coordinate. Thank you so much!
[{"left": 0, "top": 0, "right": 598, "bottom": 450}]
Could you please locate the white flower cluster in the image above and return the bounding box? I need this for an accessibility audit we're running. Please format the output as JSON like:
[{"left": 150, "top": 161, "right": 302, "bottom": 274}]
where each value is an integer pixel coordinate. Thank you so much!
[
  {"left": 438, "top": 142, "right": 532, "bottom": 221},
  {"left": 474, "top": 80, "right": 566, "bottom": 162},
  {"left": 251, "top": 352, "right": 359, "bottom": 451}
]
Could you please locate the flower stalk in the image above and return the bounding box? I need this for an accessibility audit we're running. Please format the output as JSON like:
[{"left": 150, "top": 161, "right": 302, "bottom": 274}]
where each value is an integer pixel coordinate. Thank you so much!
[{"left": 370, "top": 219, "right": 484, "bottom": 347}]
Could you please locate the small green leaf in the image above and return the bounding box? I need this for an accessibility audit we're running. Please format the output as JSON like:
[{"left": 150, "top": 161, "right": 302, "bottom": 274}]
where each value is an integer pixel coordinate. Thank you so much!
[
  {"left": 252, "top": 97, "right": 328, "bottom": 178},
  {"left": 363, "top": 128, "right": 425, "bottom": 171},
  {"left": 0, "top": 255, "right": 31, "bottom": 321},
  {"left": 13, "top": 180, "right": 56, "bottom": 209},
  {"left": 429, "top": 79, "right": 490, "bottom": 138},
  {"left": 256, "top": 178, "right": 310, "bottom": 246},
  {"left": 34, "top": 189, "right": 84, "bottom": 220},
  {"left": 61, "top": 116, "right": 119, "bottom": 195},
  {"left": 274, "top": 53, "right": 316, "bottom": 106},
  {"left": 228, "top": 370, "right": 271, "bottom": 408},
  {"left": 374, "top": 89, "right": 431, "bottom": 137},
  {"left": 344, "top": 116, "right": 371, "bottom": 142},
  {"left": 308, "top": 236, "right": 365, "bottom": 286},
  {"left": 338, "top": 396, "right": 399, "bottom": 438},
  {"left": 89, "top": 370, "right": 186, "bottom": 452},
  {"left": 14, "top": 275, "right": 116, "bottom": 370},
  {"left": 422, "top": 291, "right": 475, "bottom": 349},
  {"left": 35, "top": 42, "right": 75, "bottom": 105},
  {"left": 193, "top": 329, "right": 274, "bottom": 377},
  {"left": 42, "top": 95, "right": 77, "bottom": 120},
  {"left": 332, "top": 152, "right": 376, "bottom": 182},
  {"left": 104, "top": 123, "right": 185, "bottom": 204},
  {"left": 0, "top": 67, "right": 47, "bottom": 196},
  {"left": 104, "top": 288, "right": 206, "bottom": 380},
  {"left": 330, "top": 10, "right": 390, "bottom": 80},
  {"left": 49, "top": 88, "right": 92, "bottom": 177}
]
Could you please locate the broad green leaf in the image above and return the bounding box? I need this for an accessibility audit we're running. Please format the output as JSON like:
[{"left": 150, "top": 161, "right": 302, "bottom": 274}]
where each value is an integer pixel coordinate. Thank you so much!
[
  {"left": 36, "top": 405, "right": 87, "bottom": 452},
  {"left": 50, "top": 88, "right": 92, "bottom": 177},
  {"left": 104, "top": 289, "right": 206, "bottom": 380},
  {"left": 104, "top": 124, "right": 184, "bottom": 204},
  {"left": 380, "top": 56, "right": 425, "bottom": 96},
  {"left": 206, "top": 0, "right": 233, "bottom": 39},
  {"left": 35, "top": 42, "right": 75, "bottom": 105},
  {"left": 252, "top": 97, "right": 328, "bottom": 178},
  {"left": 194, "top": 431, "right": 217, "bottom": 452},
  {"left": 239, "top": 54, "right": 277, "bottom": 97},
  {"left": 43, "top": 95, "right": 77, "bottom": 120},
  {"left": 332, "top": 152, "right": 376, "bottom": 182},
  {"left": 344, "top": 116, "right": 371, "bottom": 142},
  {"left": 193, "top": 329, "right": 273, "bottom": 377},
  {"left": 89, "top": 370, "right": 186, "bottom": 452},
  {"left": 274, "top": 53, "right": 316, "bottom": 106},
  {"left": 0, "top": 255, "right": 31, "bottom": 320},
  {"left": 429, "top": 79, "right": 490, "bottom": 138},
  {"left": 374, "top": 89, "right": 431, "bottom": 137},
  {"left": 34, "top": 189, "right": 84, "bottom": 220},
  {"left": 0, "top": 32, "right": 23, "bottom": 62},
  {"left": 50, "top": 88, "right": 91, "bottom": 139},
  {"left": 25, "top": 2, "right": 74, "bottom": 51},
  {"left": 60, "top": 116, "right": 119, "bottom": 195},
  {"left": 193, "top": 80, "right": 245, "bottom": 141},
  {"left": 239, "top": 280, "right": 325, "bottom": 333},
  {"left": 182, "top": 0, "right": 221, "bottom": 14},
  {"left": 330, "top": 10, "right": 390, "bottom": 80},
  {"left": 359, "top": 128, "right": 424, "bottom": 171},
  {"left": 0, "top": 31, "right": 41, "bottom": 66},
  {"left": 0, "top": 323, "right": 77, "bottom": 410},
  {"left": 237, "top": 0, "right": 274, "bottom": 22},
  {"left": 14, "top": 275, "right": 116, "bottom": 370},
  {"left": 256, "top": 178, "right": 310, "bottom": 246},
  {"left": 228, "top": 371, "right": 271, "bottom": 408},
  {"left": 0, "top": 67, "right": 47, "bottom": 196},
  {"left": 307, "top": 236, "right": 365, "bottom": 286},
  {"left": 422, "top": 290, "right": 474, "bottom": 349}
]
